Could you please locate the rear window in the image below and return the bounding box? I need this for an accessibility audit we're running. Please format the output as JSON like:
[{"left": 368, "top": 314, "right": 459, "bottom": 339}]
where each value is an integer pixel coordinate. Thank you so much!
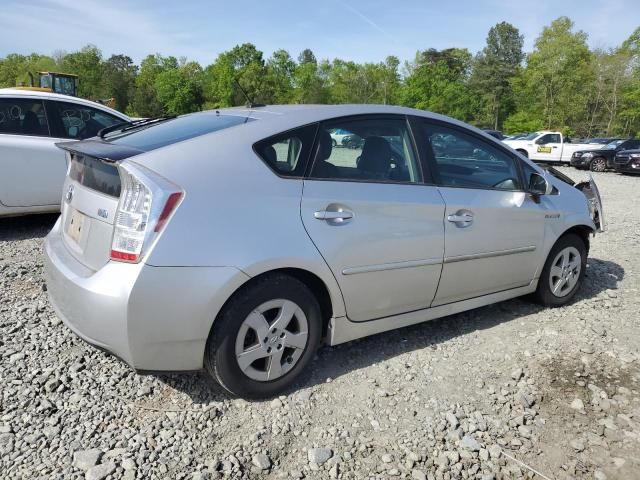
[
  {"left": 69, "top": 154, "right": 121, "bottom": 197},
  {"left": 106, "top": 113, "right": 253, "bottom": 151}
]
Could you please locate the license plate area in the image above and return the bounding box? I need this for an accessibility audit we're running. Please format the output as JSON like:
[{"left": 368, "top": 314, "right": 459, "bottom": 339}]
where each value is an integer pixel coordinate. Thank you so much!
[{"left": 67, "top": 208, "right": 86, "bottom": 245}]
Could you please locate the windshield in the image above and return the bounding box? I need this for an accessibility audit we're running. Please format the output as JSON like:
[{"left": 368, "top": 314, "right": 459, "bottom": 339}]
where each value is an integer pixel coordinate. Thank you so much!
[
  {"left": 106, "top": 112, "right": 254, "bottom": 152},
  {"left": 605, "top": 140, "right": 625, "bottom": 148},
  {"left": 522, "top": 132, "right": 542, "bottom": 140}
]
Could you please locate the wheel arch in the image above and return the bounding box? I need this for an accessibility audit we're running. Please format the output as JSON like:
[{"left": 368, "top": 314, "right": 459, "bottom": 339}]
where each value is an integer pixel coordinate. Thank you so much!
[
  {"left": 210, "top": 267, "right": 338, "bottom": 342},
  {"left": 516, "top": 148, "right": 529, "bottom": 158},
  {"left": 559, "top": 224, "right": 593, "bottom": 255}
]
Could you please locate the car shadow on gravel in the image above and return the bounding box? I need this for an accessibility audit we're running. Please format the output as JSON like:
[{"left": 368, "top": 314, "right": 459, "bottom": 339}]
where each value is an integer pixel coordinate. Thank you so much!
[
  {"left": 0, "top": 213, "right": 58, "bottom": 242},
  {"left": 157, "top": 256, "right": 624, "bottom": 403}
]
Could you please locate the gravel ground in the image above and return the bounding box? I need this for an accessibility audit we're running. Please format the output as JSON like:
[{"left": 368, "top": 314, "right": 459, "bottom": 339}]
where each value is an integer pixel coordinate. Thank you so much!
[{"left": 1, "top": 167, "right": 639, "bottom": 480}]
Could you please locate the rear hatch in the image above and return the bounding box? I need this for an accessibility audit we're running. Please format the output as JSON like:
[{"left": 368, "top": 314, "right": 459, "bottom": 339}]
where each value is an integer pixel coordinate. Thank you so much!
[{"left": 56, "top": 112, "right": 255, "bottom": 271}]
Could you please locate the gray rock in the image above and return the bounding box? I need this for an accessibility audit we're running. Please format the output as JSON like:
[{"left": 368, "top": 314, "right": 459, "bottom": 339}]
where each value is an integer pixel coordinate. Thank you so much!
[
  {"left": 191, "top": 472, "right": 210, "bottom": 480},
  {"left": 85, "top": 462, "right": 116, "bottom": 480},
  {"left": 252, "top": 453, "right": 271, "bottom": 470},
  {"left": 381, "top": 453, "right": 394, "bottom": 463},
  {"left": 570, "top": 438, "right": 585, "bottom": 452},
  {"left": 570, "top": 398, "right": 585, "bottom": 411},
  {"left": 308, "top": 447, "right": 333, "bottom": 465},
  {"left": 445, "top": 412, "right": 459, "bottom": 428},
  {"left": 594, "top": 470, "right": 607, "bottom": 480},
  {"left": 73, "top": 449, "right": 103, "bottom": 470},
  {"left": 412, "top": 470, "right": 427, "bottom": 480},
  {"left": 511, "top": 367, "right": 524, "bottom": 381},
  {"left": 461, "top": 434, "right": 481, "bottom": 451}
]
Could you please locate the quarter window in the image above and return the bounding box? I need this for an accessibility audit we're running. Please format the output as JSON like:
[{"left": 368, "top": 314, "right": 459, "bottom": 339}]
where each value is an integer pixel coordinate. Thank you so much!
[
  {"left": 254, "top": 124, "right": 317, "bottom": 177},
  {"left": 45, "top": 100, "right": 123, "bottom": 139},
  {"left": 422, "top": 122, "right": 522, "bottom": 191},
  {"left": 0, "top": 98, "right": 49, "bottom": 136},
  {"left": 309, "top": 117, "right": 421, "bottom": 184}
]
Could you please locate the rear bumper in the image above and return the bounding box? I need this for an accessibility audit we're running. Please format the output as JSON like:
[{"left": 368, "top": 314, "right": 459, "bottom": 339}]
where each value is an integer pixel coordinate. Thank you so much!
[{"left": 44, "top": 219, "right": 250, "bottom": 371}]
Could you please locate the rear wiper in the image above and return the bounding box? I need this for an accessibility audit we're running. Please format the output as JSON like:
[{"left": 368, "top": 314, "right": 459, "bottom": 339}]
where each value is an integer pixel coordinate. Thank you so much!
[{"left": 98, "top": 115, "right": 177, "bottom": 139}]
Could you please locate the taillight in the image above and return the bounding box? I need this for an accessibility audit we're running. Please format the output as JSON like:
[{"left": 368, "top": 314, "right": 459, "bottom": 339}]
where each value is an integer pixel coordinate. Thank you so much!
[{"left": 110, "top": 162, "right": 183, "bottom": 263}]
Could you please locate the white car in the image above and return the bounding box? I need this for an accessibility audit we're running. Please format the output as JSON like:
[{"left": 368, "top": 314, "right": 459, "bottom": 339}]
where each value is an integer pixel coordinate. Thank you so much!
[
  {"left": 329, "top": 128, "right": 352, "bottom": 147},
  {"left": 503, "top": 131, "right": 603, "bottom": 164},
  {"left": 0, "top": 89, "right": 130, "bottom": 217}
]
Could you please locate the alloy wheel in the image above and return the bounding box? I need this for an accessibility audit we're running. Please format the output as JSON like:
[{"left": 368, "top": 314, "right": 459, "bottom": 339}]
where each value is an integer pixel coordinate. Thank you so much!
[
  {"left": 234, "top": 299, "right": 309, "bottom": 381},
  {"left": 590, "top": 157, "right": 606, "bottom": 172},
  {"left": 548, "top": 246, "right": 582, "bottom": 298}
]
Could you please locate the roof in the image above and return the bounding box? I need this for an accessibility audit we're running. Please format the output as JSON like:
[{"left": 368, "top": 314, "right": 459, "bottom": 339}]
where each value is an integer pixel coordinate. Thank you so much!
[
  {"left": 38, "top": 71, "right": 78, "bottom": 77},
  {"left": 214, "top": 103, "right": 473, "bottom": 132},
  {"left": 0, "top": 88, "right": 129, "bottom": 120}
]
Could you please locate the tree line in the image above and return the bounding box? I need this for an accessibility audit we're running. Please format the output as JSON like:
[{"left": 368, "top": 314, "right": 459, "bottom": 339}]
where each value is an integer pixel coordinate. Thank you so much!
[{"left": 1, "top": 17, "right": 639, "bottom": 137}]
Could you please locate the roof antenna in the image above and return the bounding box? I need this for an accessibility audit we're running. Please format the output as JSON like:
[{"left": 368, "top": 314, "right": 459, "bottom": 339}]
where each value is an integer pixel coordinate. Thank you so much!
[{"left": 233, "top": 77, "right": 265, "bottom": 108}]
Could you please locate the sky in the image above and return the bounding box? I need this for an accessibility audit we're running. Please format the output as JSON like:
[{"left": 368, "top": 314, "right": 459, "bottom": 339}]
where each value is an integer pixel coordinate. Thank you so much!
[{"left": 1, "top": 0, "right": 639, "bottom": 65}]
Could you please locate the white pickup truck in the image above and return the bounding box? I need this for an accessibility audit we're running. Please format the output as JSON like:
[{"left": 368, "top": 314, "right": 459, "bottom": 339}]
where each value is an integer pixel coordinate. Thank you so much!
[{"left": 503, "top": 131, "right": 603, "bottom": 163}]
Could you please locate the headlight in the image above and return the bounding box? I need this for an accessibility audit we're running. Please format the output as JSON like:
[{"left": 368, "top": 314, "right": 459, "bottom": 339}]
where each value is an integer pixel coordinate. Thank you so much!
[
  {"left": 629, "top": 153, "right": 640, "bottom": 159},
  {"left": 574, "top": 152, "right": 582, "bottom": 157},
  {"left": 582, "top": 152, "right": 594, "bottom": 158}
]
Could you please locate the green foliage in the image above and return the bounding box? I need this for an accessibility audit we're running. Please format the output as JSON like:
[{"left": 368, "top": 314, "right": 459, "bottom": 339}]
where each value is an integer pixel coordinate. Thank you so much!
[
  {"left": 503, "top": 111, "right": 544, "bottom": 134},
  {"left": 401, "top": 48, "right": 476, "bottom": 121},
  {"left": 470, "top": 22, "right": 523, "bottom": 129},
  {"left": 517, "top": 17, "right": 594, "bottom": 134},
  {"left": 1, "top": 21, "right": 639, "bottom": 136}
]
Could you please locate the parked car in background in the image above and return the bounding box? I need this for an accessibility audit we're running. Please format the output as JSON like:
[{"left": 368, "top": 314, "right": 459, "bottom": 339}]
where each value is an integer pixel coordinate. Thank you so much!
[
  {"left": 570, "top": 139, "right": 640, "bottom": 171},
  {"left": 503, "top": 131, "right": 603, "bottom": 163},
  {"left": 613, "top": 148, "right": 640, "bottom": 174},
  {"left": 504, "top": 133, "right": 528, "bottom": 140},
  {"left": 44, "top": 105, "right": 603, "bottom": 399},
  {"left": 584, "top": 137, "right": 624, "bottom": 145},
  {"left": 0, "top": 89, "right": 130, "bottom": 217},
  {"left": 329, "top": 128, "right": 350, "bottom": 146},
  {"left": 482, "top": 129, "right": 505, "bottom": 140}
]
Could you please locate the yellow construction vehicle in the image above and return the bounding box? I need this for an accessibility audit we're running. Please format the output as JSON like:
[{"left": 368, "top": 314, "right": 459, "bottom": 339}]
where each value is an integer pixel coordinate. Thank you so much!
[{"left": 17, "top": 71, "right": 78, "bottom": 96}]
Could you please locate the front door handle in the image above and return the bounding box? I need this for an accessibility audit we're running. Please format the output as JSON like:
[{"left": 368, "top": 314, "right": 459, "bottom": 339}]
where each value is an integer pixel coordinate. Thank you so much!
[
  {"left": 447, "top": 211, "right": 474, "bottom": 227},
  {"left": 314, "top": 209, "right": 353, "bottom": 222}
]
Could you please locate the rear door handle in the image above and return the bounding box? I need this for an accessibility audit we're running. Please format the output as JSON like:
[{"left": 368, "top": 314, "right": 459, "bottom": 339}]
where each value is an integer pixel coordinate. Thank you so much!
[
  {"left": 314, "top": 209, "right": 353, "bottom": 222},
  {"left": 447, "top": 211, "right": 474, "bottom": 227}
]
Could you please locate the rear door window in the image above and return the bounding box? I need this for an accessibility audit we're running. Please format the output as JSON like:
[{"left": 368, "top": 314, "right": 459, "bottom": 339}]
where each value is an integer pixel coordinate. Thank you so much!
[
  {"left": 309, "top": 116, "right": 421, "bottom": 184},
  {"left": 46, "top": 100, "right": 123, "bottom": 139},
  {"left": 0, "top": 97, "right": 49, "bottom": 136}
]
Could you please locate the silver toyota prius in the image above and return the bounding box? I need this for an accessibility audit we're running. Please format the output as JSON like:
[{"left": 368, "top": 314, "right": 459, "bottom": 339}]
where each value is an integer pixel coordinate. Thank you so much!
[{"left": 44, "top": 105, "right": 604, "bottom": 399}]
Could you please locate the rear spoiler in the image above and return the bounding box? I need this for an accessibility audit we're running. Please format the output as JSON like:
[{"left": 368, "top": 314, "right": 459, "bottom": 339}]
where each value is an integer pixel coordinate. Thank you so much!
[{"left": 56, "top": 140, "right": 144, "bottom": 163}]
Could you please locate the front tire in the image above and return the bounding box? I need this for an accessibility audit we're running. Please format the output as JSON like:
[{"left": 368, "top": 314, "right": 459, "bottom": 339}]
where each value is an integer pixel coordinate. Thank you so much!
[
  {"left": 534, "top": 234, "right": 587, "bottom": 307},
  {"left": 204, "top": 274, "right": 322, "bottom": 399},
  {"left": 590, "top": 157, "right": 606, "bottom": 172}
]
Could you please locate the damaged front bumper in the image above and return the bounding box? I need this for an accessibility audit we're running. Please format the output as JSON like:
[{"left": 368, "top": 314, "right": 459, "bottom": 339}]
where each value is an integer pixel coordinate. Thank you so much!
[{"left": 575, "top": 175, "right": 605, "bottom": 233}]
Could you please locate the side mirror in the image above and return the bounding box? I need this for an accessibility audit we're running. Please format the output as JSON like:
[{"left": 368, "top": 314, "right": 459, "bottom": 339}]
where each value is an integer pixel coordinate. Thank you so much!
[{"left": 529, "top": 172, "right": 552, "bottom": 196}]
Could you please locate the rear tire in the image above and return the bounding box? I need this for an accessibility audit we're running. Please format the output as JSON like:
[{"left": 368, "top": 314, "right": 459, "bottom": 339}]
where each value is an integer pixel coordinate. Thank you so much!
[
  {"left": 204, "top": 274, "right": 322, "bottom": 399},
  {"left": 534, "top": 234, "right": 587, "bottom": 307}
]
